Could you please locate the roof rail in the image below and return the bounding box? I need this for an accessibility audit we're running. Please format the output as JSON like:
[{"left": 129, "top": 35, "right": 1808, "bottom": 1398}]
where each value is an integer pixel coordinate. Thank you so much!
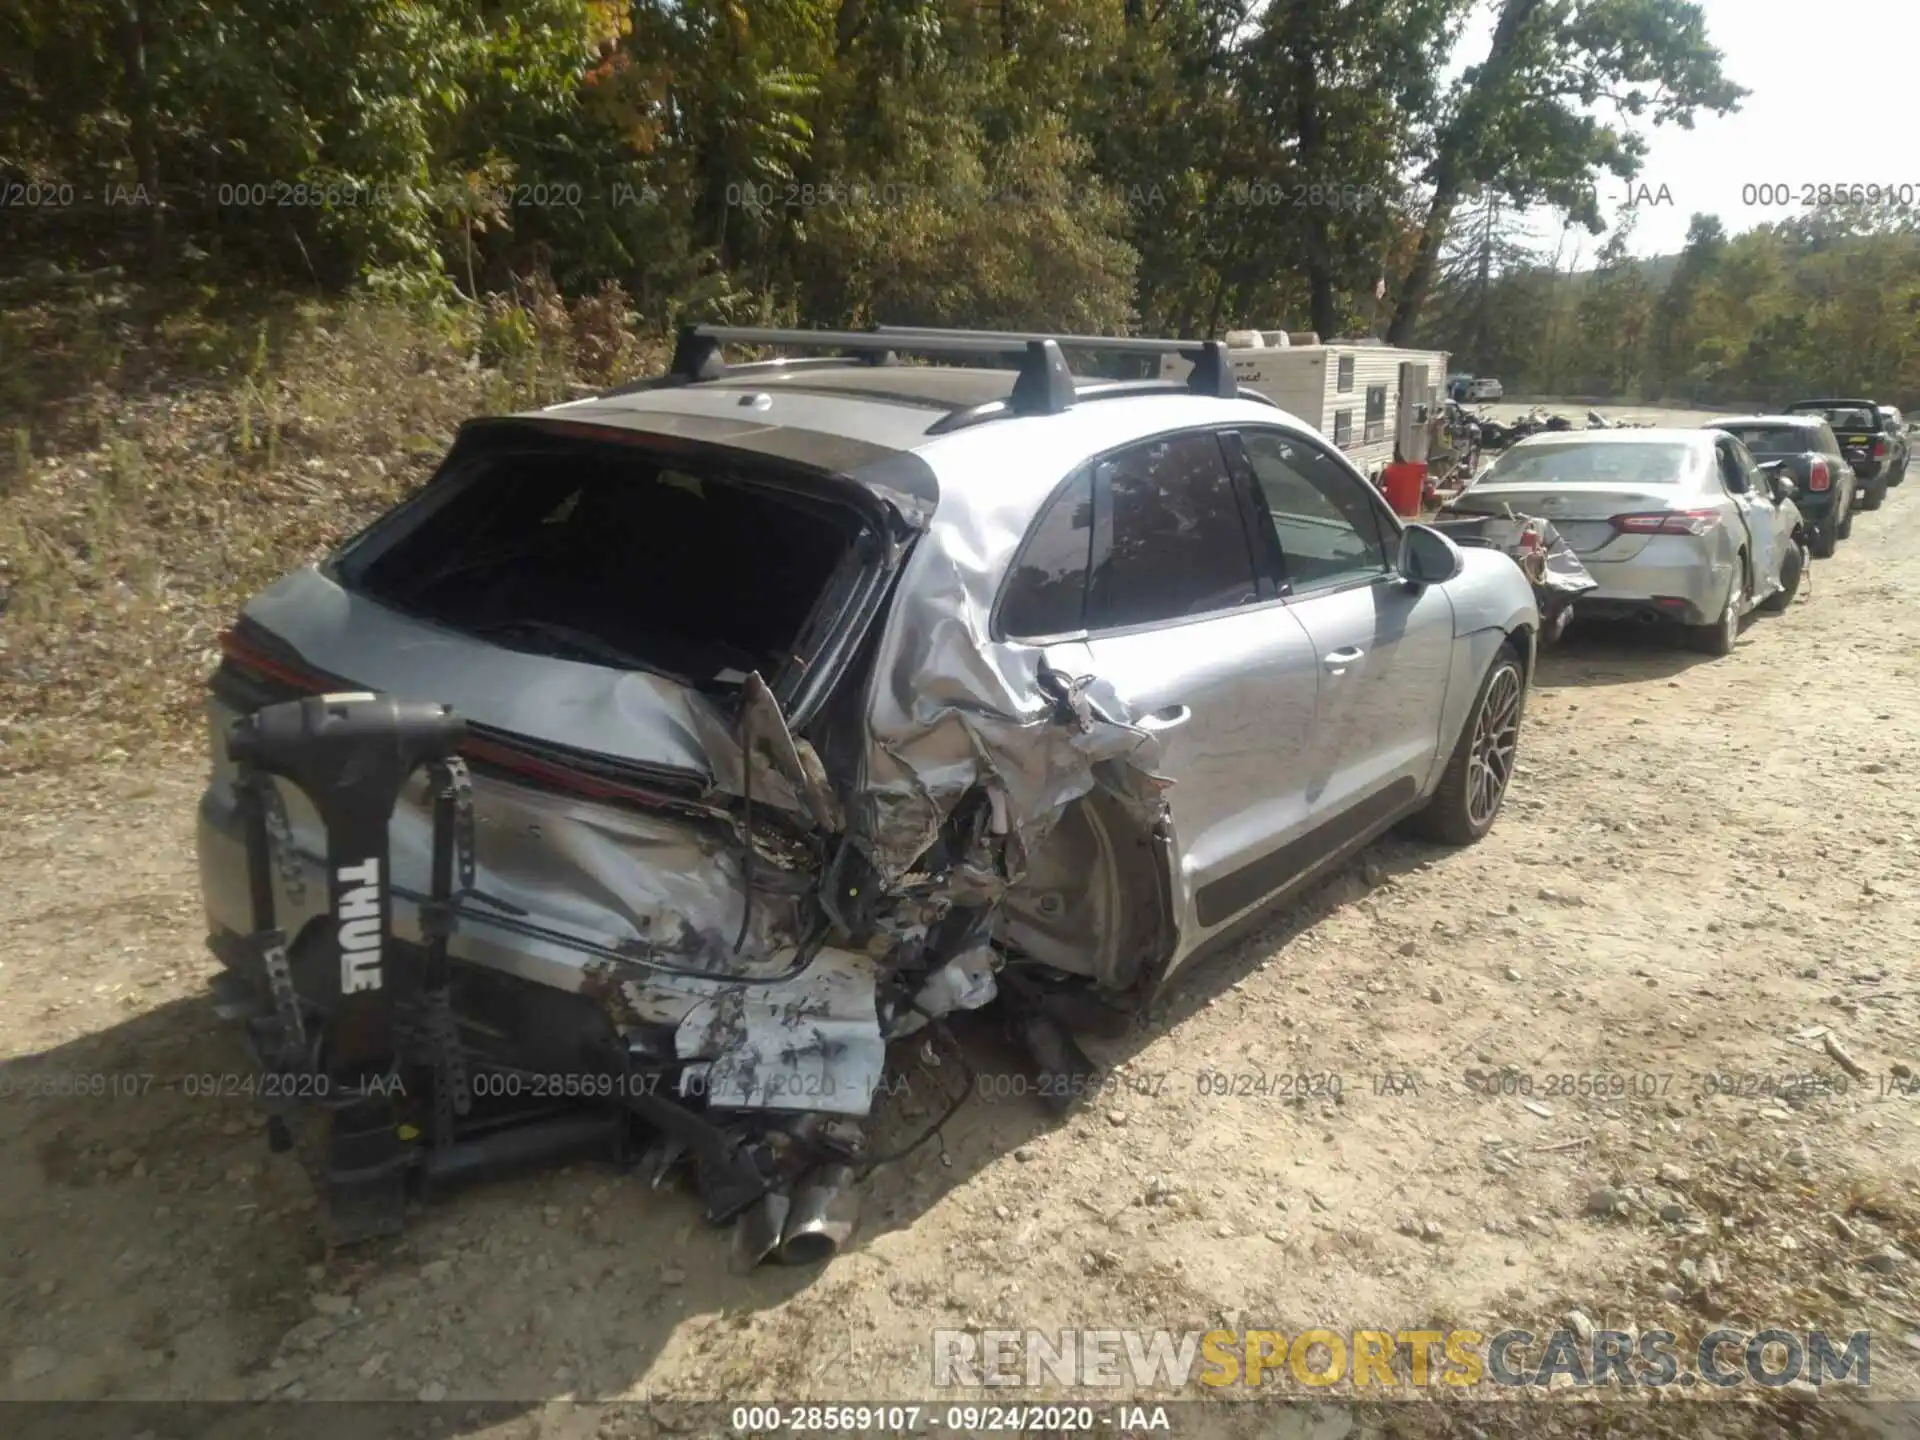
[
  {"left": 871, "top": 325, "right": 1241, "bottom": 400},
  {"left": 925, "top": 380, "right": 1279, "bottom": 436},
  {"left": 667, "top": 324, "right": 1077, "bottom": 416}
]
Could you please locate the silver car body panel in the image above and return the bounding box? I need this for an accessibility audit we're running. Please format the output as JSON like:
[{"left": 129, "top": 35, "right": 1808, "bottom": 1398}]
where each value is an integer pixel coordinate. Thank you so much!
[{"left": 199, "top": 379, "right": 1539, "bottom": 1122}]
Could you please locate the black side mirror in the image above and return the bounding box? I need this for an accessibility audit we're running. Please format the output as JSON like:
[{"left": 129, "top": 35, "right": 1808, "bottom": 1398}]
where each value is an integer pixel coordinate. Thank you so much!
[{"left": 1396, "top": 524, "right": 1465, "bottom": 586}]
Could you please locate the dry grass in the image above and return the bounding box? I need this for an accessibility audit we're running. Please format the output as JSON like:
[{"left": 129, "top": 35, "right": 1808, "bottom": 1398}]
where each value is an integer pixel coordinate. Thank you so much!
[{"left": 0, "top": 278, "right": 659, "bottom": 776}]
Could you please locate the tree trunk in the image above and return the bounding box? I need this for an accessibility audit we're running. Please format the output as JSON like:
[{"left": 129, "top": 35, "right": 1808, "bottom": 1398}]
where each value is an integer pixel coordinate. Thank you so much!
[
  {"left": 1468, "top": 198, "right": 1494, "bottom": 365},
  {"left": 115, "top": 0, "right": 163, "bottom": 269},
  {"left": 1285, "top": 11, "right": 1337, "bottom": 337},
  {"left": 1386, "top": 0, "right": 1547, "bottom": 344},
  {"left": 834, "top": 0, "right": 865, "bottom": 55},
  {"left": 1386, "top": 178, "right": 1455, "bottom": 345}
]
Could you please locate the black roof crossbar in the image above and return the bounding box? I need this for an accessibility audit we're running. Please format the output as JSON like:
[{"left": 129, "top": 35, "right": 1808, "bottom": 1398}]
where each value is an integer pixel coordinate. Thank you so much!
[
  {"left": 872, "top": 325, "right": 1242, "bottom": 401},
  {"left": 665, "top": 324, "right": 1078, "bottom": 416}
]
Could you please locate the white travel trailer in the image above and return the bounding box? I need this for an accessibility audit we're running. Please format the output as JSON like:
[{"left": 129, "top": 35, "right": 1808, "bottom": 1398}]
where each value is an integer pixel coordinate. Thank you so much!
[{"left": 1159, "top": 330, "right": 1450, "bottom": 479}]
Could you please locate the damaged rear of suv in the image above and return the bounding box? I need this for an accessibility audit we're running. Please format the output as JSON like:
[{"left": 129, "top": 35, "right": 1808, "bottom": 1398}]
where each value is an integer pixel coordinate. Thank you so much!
[{"left": 197, "top": 324, "right": 1536, "bottom": 1267}]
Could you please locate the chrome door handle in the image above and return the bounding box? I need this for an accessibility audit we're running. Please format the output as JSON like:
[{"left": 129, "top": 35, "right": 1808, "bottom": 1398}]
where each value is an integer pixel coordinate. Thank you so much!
[
  {"left": 1138, "top": 704, "right": 1191, "bottom": 732},
  {"left": 1323, "top": 646, "right": 1364, "bottom": 668}
]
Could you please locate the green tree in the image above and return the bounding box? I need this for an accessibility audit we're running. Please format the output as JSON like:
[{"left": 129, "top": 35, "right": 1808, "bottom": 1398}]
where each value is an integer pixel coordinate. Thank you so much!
[{"left": 1385, "top": 0, "right": 1745, "bottom": 345}]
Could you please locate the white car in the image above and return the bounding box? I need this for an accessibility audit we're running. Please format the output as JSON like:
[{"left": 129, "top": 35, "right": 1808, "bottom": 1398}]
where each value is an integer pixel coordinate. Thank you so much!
[{"left": 1468, "top": 378, "right": 1504, "bottom": 401}]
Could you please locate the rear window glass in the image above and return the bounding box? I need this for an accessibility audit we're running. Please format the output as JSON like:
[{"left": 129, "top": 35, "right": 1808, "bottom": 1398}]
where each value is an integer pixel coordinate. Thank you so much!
[
  {"left": 1483, "top": 441, "right": 1696, "bottom": 486},
  {"left": 1000, "top": 471, "right": 1093, "bottom": 639},
  {"left": 1716, "top": 426, "right": 1812, "bottom": 457},
  {"left": 1798, "top": 405, "right": 1876, "bottom": 430}
]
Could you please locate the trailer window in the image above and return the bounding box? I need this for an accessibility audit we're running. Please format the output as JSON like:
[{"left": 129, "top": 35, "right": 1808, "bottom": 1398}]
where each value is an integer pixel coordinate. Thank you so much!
[
  {"left": 1364, "top": 385, "right": 1387, "bottom": 443},
  {"left": 1332, "top": 410, "right": 1354, "bottom": 447},
  {"left": 1336, "top": 356, "right": 1355, "bottom": 393}
]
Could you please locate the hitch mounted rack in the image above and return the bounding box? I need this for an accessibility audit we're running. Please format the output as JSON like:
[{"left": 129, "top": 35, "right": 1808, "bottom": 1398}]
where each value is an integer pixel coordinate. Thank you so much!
[{"left": 226, "top": 693, "right": 781, "bottom": 1247}]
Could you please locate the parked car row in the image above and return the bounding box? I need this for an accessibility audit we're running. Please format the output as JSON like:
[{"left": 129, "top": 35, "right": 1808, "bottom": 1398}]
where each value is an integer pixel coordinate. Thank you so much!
[{"left": 1438, "top": 392, "right": 1913, "bottom": 655}]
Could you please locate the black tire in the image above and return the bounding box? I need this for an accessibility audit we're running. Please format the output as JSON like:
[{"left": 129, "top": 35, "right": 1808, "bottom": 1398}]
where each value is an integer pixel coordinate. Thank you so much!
[
  {"left": 1836, "top": 499, "right": 1854, "bottom": 541},
  {"left": 1809, "top": 518, "right": 1837, "bottom": 559},
  {"left": 1402, "top": 642, "right": 1525, "bottom": 846},
  {"left": 1685, "top": 557, "right": 1744, "bottom": 656},
  {"left": 1859, "top": 481, "right": 1886, "bottom": 512},
  {"left": 1760, "top": 541, "right": 1805, "bottom": 613}
]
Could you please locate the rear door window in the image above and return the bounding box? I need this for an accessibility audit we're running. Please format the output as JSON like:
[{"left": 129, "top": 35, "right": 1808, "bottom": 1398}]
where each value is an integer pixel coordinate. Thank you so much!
[
  {"left": 1086, "top": 432, "right": 1259, "bottom": 631},
  {"left": 1000, "top": 470, "right": 1094, "bottom": 640},
  {"left": 1714, "top": 440, "right": 1745, "bottom": 493}
]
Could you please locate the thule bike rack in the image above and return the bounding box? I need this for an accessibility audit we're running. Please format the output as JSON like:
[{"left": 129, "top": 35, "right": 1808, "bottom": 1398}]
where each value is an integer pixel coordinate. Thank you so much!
[{"left": 226, "top": 692, "right": 630, "bottom": 1245}]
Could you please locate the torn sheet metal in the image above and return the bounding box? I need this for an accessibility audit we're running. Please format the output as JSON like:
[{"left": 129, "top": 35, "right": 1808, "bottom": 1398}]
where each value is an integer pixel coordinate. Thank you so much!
[
  {"left": 1432, "top": 510, "right": 1598, "bottom": 599},
  {"left": 888, "top": 944, "right": 999, "bottom": 1039},
  {"left": 849, "top": 509, "right": 1170, "bottom": 890},
  {"left": 670, "top": 946, "right": 887, "bottom": 1116}
]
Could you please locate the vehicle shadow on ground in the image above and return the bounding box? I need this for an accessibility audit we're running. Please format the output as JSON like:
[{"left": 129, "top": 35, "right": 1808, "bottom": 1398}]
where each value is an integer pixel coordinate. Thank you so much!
[
  {"left": 1535, "top": 617, "right": 1725, "bottom": 687},
  {"left": 0, "top": 840, "right": 1439, "bottom": 1428}
]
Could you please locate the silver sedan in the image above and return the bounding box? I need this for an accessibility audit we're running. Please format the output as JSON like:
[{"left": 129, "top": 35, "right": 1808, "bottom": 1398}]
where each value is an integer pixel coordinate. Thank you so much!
[{"left": 1443, "top": 428, "right": 1807, "bottom": 654}]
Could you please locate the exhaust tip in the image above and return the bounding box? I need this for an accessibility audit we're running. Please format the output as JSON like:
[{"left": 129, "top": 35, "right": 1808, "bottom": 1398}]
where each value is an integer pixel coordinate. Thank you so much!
[
  {"left": 776, "top": 1163, "right": 859, "bottom": 1266},
  {"left": 729, "top": 1192, "right": 790, "bottom": 1275},
  {"left": 778, "top": 1229, "right": 840, "bottom": 1267}
]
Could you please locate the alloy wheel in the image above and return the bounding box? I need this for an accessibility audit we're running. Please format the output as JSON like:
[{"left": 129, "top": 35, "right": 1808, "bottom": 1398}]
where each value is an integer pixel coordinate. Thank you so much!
[{"left": 1466, "top": 664, "right": 1522, "bottom": 827}]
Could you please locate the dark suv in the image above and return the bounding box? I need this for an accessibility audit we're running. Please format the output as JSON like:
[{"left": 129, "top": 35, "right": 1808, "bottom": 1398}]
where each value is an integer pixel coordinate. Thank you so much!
[
  {"left": 1704, "top": 415, "right": 1856, "bottom": 556},
  {"left": 1785, "top": 399, "right": 1897, "bottom": 511}
]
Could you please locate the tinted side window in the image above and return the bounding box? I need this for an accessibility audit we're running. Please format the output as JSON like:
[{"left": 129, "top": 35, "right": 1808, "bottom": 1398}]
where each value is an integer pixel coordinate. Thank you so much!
[
  {"left": 1000, "top": 469, "right": 1094, "bottom": 639},
  {"left": 1815, "top": 423, "right": 1841, "bottom": 456},
  {"left": 1238, "top": 430, "right": 1393, "bottom": 592},
  {"left": 1714, "top": 441, "right": 1742, "bottom": 491},
  {"left": 1086, "top": 432, "right": 1257, "bottom": 631}
]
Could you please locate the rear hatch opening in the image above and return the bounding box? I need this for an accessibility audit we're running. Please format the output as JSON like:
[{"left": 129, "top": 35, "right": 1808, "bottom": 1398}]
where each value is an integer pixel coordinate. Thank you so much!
[
  {"left": 205, "top": 419, "right": 905, "bottom": 996},
  {"left": 334, "top": 422, "right": 881, "bottom": 718}
]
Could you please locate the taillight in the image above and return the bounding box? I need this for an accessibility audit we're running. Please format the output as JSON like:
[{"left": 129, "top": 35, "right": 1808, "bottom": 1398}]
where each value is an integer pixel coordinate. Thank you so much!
[
  {"left": 1808, "top": 460, "right": 1830, "bottom": 492},
  {"left": 1611, "top": 509, "right": 1721, "bottom": 536},
  {"left": 217, "top": 626, "right": 328, "bottom": 693},
  {"left": 1873, "top": 438, "right": 1888, "bottom": 459}
]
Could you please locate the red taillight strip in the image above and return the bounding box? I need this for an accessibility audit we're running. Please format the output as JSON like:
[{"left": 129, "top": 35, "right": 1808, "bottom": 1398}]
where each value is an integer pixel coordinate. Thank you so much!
[
  {"left": 219, "top": 628, "right": 707, "bottom": 812},
  {"left": 1610, "top": 509, "right": 1719, "bottom": 535},
  {"left": 218, "top": 627, "right": 330, "bottom": 693},
  {"left": 456, "top": 735, "right": 708, "bottom": 811}
]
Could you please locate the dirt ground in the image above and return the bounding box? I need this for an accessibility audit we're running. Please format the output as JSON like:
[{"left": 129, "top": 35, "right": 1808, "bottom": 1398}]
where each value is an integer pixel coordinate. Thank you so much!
[{"left": 3, "top": 412, "right": 1919, "bottom": 1436}]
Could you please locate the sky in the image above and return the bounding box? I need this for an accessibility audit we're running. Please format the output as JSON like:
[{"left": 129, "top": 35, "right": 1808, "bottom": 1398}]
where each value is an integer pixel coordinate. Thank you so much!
[{"left": 1456, "top": 0, "right": 1919, "bottom": 263}]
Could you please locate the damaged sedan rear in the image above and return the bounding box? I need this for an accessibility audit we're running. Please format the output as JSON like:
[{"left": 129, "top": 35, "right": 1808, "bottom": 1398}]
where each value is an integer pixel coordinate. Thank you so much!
[{"left": 196, "top": 326, "right": 1539, "bottom": 1268}]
